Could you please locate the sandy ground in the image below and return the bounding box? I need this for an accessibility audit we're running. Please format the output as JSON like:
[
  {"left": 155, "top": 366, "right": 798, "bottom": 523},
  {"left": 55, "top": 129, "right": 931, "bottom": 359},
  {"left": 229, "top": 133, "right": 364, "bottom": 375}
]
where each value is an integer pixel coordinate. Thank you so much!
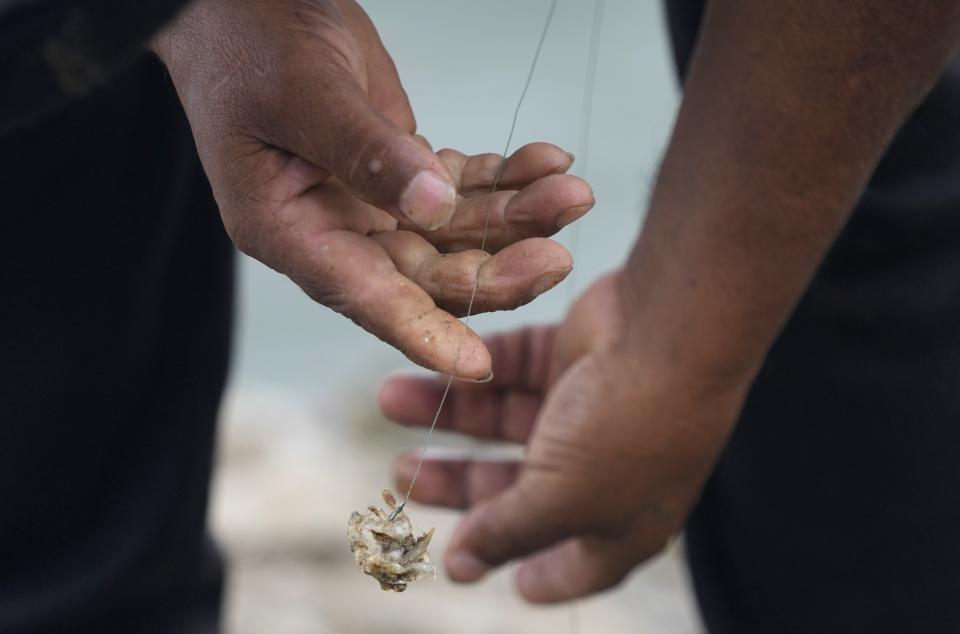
[{"left": 210, "top": 387, "right": 703, "bottom": 634}]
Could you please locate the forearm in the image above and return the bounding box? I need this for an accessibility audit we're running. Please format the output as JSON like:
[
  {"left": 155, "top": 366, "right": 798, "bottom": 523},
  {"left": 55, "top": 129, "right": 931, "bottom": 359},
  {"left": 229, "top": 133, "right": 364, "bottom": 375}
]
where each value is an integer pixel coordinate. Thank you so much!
[{"left": 622, "top": 0, "right": 960, "bottom": 388}]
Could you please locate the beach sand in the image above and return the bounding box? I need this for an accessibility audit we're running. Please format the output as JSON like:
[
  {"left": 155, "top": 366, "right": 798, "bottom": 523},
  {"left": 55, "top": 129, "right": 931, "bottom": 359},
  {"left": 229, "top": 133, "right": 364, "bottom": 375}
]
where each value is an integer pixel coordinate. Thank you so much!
[{"left": 211, "top": 387, "right": 702, "bottom": 634}]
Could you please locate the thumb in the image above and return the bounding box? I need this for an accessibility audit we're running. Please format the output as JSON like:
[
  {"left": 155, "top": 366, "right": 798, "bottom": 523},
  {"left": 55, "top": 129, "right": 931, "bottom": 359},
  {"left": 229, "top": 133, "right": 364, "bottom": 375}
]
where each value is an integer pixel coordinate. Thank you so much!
[
  {"left": 444, "top": 483, "right": 587, "bottom": 583},
  {"left": 515, "top": 537, "right": 636, "bottom": 603},
  {"left": 272, "top": 81, "right": 457, "bottom": 230}
]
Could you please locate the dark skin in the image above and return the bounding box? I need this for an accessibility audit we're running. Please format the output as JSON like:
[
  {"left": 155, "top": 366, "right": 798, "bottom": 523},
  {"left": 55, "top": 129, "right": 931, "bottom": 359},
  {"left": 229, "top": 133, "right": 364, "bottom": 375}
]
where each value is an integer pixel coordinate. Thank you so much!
[
  {"left": 153, "top": 0, "right": 595, "bottom": 381},
  {"left": 380, "top": 0, "right": 960, "bottom": 603}
]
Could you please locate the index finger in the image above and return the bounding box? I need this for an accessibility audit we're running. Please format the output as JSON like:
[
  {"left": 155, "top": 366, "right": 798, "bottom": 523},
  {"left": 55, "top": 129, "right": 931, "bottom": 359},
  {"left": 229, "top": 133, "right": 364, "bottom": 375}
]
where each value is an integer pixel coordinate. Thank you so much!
[
  {"left": 279, "top": 227, "right": 492, "bottom": 379},
  {"left": 378, "top": 374, "right": 542, "bottom": 444},
  {"left": 438, "top": 143, "right": 575, "bottom": 195},
  {"left": 378, "top": 326, "right": 557, "bottom": 441}
]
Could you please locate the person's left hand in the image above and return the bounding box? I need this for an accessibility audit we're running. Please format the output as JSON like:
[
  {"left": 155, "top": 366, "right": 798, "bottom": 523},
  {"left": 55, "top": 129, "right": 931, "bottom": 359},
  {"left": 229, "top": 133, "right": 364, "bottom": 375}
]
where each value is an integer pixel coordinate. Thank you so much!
[{"left": 378, "top": 272, "right": 750, "bottom": 602}]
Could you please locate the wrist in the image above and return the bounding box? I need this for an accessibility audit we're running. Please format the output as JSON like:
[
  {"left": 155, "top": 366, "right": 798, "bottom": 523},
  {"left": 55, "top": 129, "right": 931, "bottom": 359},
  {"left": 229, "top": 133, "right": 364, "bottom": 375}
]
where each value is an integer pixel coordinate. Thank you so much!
[
  {"left": 146, "top": 0, "right": 195, "bottom": 65},
  {"left": 147, "top": 0, "right": 233, "bottom": 86},
  {"left": 611, "top": 265, "right": 764, "bottom": 400},
  {"left": 147, "top": 26, "right": 171, "bottom": 63}
]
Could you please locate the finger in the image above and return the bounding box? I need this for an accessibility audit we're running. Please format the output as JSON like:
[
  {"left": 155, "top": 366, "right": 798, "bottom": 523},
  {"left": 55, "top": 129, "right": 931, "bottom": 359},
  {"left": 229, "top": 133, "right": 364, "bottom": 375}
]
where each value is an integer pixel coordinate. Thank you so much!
[
  {"left": 292, "top": 178, "right": 399, "bottom": 235},
  {"left": 410, "top": 174, "right": 594, "bottom": 254},
  {"left": 371, "top": 232, "right": 571, "bottom": 315},
  {"left": 378, "top": 325, "right": 558, "bottom": 439},
  {"left": 337, "top": 0, "right": 417, "bottom": 133},
  {"left": 379, "top": 324, "right": 556, "bottom": 406},
  {"left": 413, "top": 134, "right": 433, "bottom": 150},
  {"left": 392, "top": 453, "right": 522, "bottom": 509},
  {"left": 437, "top": 143, "right": 575, "bottom": 195},
  {"left": 516, "top": 538, "right": 637, "bottom": 603},
  {"left": 378, "top": 374, "right": 542, "bottom": 443},
  {"left": 444, "top": 482, "right": 589, "bottom": 583},
  {"left": 267, "top": 62, "right": 456, "bottom": 231},
  {"left": 280, "top": 229, "right": 491, "bottom": 379}
]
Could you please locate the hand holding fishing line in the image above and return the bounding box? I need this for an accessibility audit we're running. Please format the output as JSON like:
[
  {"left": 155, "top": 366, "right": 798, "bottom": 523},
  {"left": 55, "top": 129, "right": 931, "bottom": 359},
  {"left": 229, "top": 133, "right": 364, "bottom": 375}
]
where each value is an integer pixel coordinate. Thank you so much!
[
  {"left": 379, "top": 273, "right": 745, "bottom": 603},
  {"left": 377, "top": 0, "right": 960, "bottom": 608},
  {"left": 152, "top": 0, "right": 593, "bottom": 380}
]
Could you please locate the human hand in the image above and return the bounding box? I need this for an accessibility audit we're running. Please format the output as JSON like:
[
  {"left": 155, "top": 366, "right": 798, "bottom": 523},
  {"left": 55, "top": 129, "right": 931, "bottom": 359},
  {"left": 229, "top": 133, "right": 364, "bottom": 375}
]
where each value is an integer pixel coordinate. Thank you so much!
[
  {"left": 378, "top": 272, "right": 751, "bottom": 602},
  {"left": 152, "top": 0, "right": 593, "bottom": 378}
]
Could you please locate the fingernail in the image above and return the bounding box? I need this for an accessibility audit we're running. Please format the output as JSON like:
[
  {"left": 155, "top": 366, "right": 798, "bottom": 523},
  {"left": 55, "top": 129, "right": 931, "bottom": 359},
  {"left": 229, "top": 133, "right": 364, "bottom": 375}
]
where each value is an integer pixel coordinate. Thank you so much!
[
  {"left": 447, "top": 551, "right": 489, "bottom": 582},
  {"left": 400, "top": 171, "right": 456, "bottom": 231},
  {"left": 556, "top": 202, "right": 594, "bottom": 229},
  {"left": 459, "top": 371, "right": 494, "bottom": 384},
  {"left": 531, "top": 271, "right": 567, "bottom": 296},
  {"left": 566, "top": 152, "right": 576, "bottom": 164}
]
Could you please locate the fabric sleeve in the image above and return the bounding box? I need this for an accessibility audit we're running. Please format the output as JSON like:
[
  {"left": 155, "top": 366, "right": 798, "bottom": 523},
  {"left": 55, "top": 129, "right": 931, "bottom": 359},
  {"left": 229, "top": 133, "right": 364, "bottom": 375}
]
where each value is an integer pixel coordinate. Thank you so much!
[{"left": 0, "top": 0, "right": 189, "bottom": 133}]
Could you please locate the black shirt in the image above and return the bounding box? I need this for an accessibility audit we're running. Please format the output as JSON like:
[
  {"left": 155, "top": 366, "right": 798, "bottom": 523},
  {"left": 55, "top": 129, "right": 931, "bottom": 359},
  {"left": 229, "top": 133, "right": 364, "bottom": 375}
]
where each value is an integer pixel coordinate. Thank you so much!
[
  {"left": 1, "top": 2, "right": 232, "bottom": 631},
  {"left": 667, "top": 2, "right": 960, "bottom": 633},
  {"left": 2, "top": 1, "right": 960, "bottom": 632}
]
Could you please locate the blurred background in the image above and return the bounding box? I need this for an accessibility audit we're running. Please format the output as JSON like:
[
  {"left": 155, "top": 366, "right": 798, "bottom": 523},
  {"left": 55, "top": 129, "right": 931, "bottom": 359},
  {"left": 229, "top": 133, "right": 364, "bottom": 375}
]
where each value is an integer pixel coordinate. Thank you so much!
[{"left": 210, "top": 0, "right": 701, "bottom": 631}]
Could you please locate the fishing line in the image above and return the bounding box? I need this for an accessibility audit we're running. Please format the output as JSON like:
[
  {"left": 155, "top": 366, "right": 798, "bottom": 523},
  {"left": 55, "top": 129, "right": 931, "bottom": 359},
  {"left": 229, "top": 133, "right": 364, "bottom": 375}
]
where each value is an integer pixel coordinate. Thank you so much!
[
  {"left": 391, "top": 0, "right": 560, "bottom": 519},
  {"left": 567, "top": 0, "right": 606, "bottom": 302},
  {"left": 567, "top": 2, "right": 606, "bottom": 631},
  {"left": 569, "top": 601, "right": 581, "bottom": 634}
]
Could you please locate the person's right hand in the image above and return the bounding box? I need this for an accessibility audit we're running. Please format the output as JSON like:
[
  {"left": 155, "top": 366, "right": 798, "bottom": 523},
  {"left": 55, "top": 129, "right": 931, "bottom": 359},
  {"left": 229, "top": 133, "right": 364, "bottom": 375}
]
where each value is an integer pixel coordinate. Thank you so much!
[
  {"left": 152, "top": 0, "right": 593, "bottom": 379},
  {"left": 379, "top": 272, "right": 751, "bottom": 602}
]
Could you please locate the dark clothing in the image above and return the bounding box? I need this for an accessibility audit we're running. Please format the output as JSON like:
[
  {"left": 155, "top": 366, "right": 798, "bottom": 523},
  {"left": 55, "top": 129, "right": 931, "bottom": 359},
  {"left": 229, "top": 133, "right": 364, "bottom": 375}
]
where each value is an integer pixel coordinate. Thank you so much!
[
  {"left": 667, "top": 2, "right": 960, "bottom": 633},
  {"left": 2, "top": 1, "right": 960, "bottom": 632},
  {"left": 0, "top": 31, "right": 231, "bottom": 634},
  {"left": 0, "top": 0, "right": 189, "bottom": 133}
]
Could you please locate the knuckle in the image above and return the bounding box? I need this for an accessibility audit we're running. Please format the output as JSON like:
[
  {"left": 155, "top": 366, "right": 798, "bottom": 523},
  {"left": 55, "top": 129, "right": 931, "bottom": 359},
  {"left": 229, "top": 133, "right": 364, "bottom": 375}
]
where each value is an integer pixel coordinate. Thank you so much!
[
  {"left": 225, "top": 216, "right": 263, "bottom": 259},
  {"left": 299, "top": 260, "right": 351, "bottom": 314},
  {"left": 582, "top": 542, "right": 634, "bottom": 593},
  {"left": 469, "top": 508, "right": 523, "bottom": 566},
  {"left": 303, "top": 284, "right": 350, "bottom": 316},
  {"left": 433, "top": 254, "right": 491, "bottom": 311},
  {"left": 343, "top": 133, "right": 400, "bottom": 197},
  {"left": 300, "top": 273, "right": 351, "bottom": 317},
  {"left": 330, "top": 267, "right": 397, "bottom": 331},
  {"left": 590, "top": 562, "right": 631, "bottom": 593},
  {"left": 221, "top": 196, "right": 293, "bottom": 262}
]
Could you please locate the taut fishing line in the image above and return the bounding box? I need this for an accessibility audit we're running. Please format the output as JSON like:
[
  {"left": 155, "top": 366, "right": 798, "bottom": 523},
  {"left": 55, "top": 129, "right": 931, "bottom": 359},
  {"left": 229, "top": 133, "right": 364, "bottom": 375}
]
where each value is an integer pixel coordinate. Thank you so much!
[
  {"left": 567, "top": 0, "right": 605, "bottom": 304},
  {"left": 394, "top": 1, "right": 608, "bottom": 631},
  {"left": 391, "top": 0, "right": 560, "bottom": 519},
  {"left": 351, "top": 2, "right": 609, "bottom": 629},
  {"left": 567, "top": 2, "right": 606, "bottom": 631}
]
